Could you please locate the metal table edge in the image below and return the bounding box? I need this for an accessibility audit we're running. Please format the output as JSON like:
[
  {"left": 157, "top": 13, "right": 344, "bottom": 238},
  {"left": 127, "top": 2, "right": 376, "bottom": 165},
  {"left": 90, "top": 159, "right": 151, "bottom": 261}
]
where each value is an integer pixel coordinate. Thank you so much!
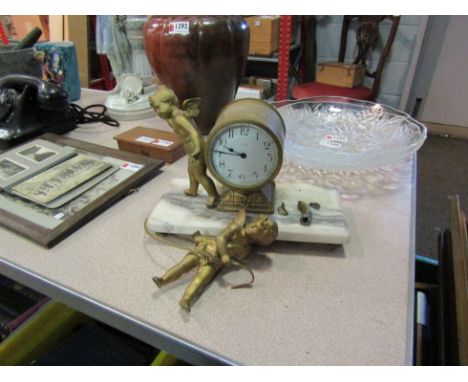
[{"left": 0, "top": 258, "right": 238, "bottom": 366}]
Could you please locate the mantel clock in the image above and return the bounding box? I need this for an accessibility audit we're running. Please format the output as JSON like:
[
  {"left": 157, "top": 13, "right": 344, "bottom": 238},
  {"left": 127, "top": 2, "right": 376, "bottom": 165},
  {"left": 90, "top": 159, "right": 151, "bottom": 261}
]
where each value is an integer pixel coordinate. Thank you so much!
[{"left": 205, "top": 98, "right": 286, "bottom": 213}]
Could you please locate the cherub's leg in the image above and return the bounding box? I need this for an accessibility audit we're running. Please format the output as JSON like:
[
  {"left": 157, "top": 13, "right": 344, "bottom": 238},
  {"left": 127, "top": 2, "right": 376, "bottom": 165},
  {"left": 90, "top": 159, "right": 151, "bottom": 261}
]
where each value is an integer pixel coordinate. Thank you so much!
[
  {"left": 184, "top": 172, "right": 199, "bottom": 196},
  {"left": 198, "top": 175, "right": 219, "bottom": 208},
  {"left": 179, "top": 263, "right": 220, "bottom": 312},
  {"left": 153, "top": 253, "right": 199, "bottom": 288},
  {"left": 184, "top": 158, "right": 199, "bottom": 196}
]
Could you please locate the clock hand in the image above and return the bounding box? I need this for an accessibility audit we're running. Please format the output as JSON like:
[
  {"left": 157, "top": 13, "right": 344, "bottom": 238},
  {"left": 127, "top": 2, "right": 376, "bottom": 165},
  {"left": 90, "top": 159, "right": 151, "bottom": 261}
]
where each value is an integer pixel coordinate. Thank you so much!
[
  {"left": 215, "top": 150, "right": 247, "bottom": 158},
  {"left": 223, "top": 146, "right": 246, "bottom": 158}
]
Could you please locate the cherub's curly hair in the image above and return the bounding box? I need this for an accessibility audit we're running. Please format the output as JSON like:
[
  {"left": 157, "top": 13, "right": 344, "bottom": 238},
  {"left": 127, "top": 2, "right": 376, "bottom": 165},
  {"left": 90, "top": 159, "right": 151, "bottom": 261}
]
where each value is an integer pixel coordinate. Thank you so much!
[
  {"left": 247, "top": 215, "right": 278, "bottom": 246},
  {"left": 152, "top": 85, "right": 179, "bottom": 105}
]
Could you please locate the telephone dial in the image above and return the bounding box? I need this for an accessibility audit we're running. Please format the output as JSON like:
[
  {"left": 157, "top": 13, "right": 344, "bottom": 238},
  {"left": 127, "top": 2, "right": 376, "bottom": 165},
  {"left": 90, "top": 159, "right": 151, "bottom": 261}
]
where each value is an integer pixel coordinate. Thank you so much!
[{"left": 0, "top": 74, "right": 77, "bottom": 149}]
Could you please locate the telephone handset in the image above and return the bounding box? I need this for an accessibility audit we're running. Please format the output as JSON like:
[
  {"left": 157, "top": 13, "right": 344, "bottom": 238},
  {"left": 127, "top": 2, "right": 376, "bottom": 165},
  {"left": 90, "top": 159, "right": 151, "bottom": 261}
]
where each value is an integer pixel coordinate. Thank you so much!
[{"left": 0, "top": 74, "right": 76, "bottom": 149}]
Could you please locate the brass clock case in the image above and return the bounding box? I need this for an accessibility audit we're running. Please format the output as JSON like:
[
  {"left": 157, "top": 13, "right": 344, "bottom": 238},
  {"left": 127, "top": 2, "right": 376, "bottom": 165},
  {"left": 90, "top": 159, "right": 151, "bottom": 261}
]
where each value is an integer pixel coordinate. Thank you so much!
[{"left": 205, "top": 98, "right": 286, "bottom": 193}]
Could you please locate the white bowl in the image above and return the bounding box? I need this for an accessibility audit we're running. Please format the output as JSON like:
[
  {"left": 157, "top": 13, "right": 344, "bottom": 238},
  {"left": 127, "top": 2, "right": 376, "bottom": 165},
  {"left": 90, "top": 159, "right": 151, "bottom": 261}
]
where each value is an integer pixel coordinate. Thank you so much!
[{"left": 274, "top": 97, "right": 427, "bottom": 171}]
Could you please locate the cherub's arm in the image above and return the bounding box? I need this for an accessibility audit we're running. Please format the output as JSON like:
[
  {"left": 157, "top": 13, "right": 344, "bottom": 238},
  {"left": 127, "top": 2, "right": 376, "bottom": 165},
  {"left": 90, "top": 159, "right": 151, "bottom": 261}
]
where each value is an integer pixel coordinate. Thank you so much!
[
  {"left": 174, "top": 114, "right": 203, "bottom": 157},
  {"left": 216, "top": 209, "right": 247, "bottom": 265},
  {"left": 190, "top": 129, "right": 203, "bottom": 157},
  {"left": 192, "top": 231, "right": 213, "bottom": 244}
]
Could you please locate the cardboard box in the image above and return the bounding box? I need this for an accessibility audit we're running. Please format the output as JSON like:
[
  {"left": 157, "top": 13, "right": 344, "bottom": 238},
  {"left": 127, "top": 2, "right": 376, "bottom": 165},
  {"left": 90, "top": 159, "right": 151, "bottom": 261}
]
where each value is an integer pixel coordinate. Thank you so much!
[
  {"left": 316, "top": 62, "right": 366, "bottom": 88},
  {"left": 236, "top": 84, "right": 266, "bottom": 100},
  {"left": 114, "top": 127, "right": 186, "bottom": 164},
  {"left": 246, "top": 16, "right": 280, "bottom": 56},
  {"left": 11, "top": 16, "right": 49, "bottom": 41}
]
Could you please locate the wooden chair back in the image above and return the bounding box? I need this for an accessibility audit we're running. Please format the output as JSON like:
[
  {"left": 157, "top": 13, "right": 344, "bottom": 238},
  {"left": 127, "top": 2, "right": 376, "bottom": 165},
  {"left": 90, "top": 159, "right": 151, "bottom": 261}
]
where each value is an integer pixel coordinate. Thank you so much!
[{"left": 337, "top": 16, "right": 400, "bottom": 99}]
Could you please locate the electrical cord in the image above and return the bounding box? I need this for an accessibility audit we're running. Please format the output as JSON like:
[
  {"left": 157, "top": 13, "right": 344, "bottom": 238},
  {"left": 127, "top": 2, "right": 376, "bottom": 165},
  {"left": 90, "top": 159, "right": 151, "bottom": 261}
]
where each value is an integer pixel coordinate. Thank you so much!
[{"left": 68, "top": 103, "right": 120, "bottom": 127}]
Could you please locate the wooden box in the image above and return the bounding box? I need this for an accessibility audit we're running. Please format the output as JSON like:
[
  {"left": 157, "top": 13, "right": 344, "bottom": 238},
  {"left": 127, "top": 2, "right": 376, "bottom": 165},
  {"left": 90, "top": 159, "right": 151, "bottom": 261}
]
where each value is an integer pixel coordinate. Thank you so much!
[
  {"left": 316, "top": 62, "right": 366, "bottom": 88},
  {"left": 114, "top": 127, "right": 185, "bottom": 164},
  {"left": 246, "top": 16, "right": 280, "bottom": 56}
]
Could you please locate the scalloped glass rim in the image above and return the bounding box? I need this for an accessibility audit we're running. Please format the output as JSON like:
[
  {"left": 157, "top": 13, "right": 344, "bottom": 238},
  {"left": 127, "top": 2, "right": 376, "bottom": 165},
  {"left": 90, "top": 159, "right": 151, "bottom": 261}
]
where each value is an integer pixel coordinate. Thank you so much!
[{"left": 271, "top": 97, "right": 427, "bottom": 171}]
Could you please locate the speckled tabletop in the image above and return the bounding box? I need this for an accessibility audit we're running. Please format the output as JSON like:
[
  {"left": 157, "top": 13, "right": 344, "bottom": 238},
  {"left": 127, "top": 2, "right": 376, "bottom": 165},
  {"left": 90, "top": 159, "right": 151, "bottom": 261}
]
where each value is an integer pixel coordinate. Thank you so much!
[{"left": 0, "top": 89, "right": 415, "bottom": 365}]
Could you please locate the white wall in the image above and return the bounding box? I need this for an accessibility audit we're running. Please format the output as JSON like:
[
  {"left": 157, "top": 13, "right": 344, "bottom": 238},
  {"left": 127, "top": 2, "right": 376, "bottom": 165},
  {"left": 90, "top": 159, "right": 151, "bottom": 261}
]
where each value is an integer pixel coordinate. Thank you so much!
[
  {"left": 315, "top": 16, "right": 423, "bottom": 109},
  {"left": 418, "top": 16, "right": 468, "bottom": 127}
]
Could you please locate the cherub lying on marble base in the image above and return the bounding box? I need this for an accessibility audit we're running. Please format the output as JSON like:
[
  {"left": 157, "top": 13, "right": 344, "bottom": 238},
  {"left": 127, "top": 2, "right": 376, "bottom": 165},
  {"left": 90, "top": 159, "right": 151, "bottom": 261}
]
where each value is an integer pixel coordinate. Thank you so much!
[{"left": 152, "top": 209, "right": 278, "bottom": 312}]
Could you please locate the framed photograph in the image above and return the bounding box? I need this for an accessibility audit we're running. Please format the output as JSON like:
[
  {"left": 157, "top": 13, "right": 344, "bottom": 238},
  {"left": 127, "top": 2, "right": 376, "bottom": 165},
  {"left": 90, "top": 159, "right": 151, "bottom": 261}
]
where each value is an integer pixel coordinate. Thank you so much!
[
  {"left": 0, "top": 158, "right": 28, "bottom": 180},
  {"left": 11, "top": 154, "right": 112, "bottom": 206},
  {"left": 0, "top": 139, "right": 76, "bottom": 190},
  {"left": 0, "top": 133, "right": 164, "bottom": 247},
  {"left": 17, "top": 144, "right": 58, "bottom": 162}
]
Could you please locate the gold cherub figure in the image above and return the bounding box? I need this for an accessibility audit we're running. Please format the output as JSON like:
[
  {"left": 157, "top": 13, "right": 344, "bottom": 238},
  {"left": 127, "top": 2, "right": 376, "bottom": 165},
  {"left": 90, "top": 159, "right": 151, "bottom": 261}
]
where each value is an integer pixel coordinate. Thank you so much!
[
  {"left": 149, "top": 86, "right": 219, "bottom": 208},
  {"left": 152, "top": 209, "right": 278, "bottom": 312}
]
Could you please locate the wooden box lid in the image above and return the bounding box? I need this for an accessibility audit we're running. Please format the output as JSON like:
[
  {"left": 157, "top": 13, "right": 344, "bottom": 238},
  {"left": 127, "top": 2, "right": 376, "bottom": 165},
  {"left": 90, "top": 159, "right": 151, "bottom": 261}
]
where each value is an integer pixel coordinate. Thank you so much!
[{"left": 114, "top": 127, "right": 185, "bottom": 164}]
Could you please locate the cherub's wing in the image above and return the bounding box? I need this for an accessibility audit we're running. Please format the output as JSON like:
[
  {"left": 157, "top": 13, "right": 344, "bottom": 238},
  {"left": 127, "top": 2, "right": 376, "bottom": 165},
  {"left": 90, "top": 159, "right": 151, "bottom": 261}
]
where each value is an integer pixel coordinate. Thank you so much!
[{"left": 182, "top": 98, "right": 201, "bottom": 118}]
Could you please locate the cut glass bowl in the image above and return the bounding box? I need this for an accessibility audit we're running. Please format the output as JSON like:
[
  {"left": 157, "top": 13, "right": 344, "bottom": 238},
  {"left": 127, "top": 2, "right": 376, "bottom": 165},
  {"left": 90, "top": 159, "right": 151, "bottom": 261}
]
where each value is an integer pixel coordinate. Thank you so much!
[{"left": 274, "top": 97, "right": 427, "bottom": 171}]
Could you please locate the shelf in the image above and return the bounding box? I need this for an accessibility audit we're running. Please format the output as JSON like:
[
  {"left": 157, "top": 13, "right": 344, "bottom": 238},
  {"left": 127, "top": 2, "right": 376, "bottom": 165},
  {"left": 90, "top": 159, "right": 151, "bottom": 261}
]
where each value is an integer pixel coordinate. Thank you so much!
[{"left": 247, "top": 43, "right": 301, "bottom": 63}]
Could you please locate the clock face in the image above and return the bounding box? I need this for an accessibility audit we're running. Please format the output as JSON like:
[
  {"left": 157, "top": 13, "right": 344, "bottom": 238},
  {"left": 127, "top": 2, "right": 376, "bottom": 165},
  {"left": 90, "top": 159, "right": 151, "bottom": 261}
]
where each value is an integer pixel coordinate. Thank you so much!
[{"left": 207, "top": 123, "right": 280, "bottom": 190}]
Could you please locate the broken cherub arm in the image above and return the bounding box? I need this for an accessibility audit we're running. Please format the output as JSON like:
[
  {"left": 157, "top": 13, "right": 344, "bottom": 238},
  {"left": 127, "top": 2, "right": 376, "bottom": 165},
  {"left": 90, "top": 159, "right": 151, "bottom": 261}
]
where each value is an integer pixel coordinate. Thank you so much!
[{"left": 216, "top": 209, "right": 247, "bottom": 265}]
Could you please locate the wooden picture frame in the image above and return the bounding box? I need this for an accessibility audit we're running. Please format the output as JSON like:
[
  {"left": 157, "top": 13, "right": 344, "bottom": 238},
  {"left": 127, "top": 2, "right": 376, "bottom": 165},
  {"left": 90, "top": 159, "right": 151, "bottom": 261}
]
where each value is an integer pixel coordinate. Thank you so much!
[
  {"left": 439, "top": 195, "right": 468, "bottom": 365},
  {"left": 0, "top": 133, "right": 164, "bottom": 248}
]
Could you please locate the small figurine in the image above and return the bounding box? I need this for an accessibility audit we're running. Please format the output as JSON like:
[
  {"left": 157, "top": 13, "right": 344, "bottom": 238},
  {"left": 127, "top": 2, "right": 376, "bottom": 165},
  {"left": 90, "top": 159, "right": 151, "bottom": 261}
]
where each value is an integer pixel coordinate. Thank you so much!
[
  {"left": 40, "top": 48, "right": 65, "bottom": 86},
  {"left": 149, "top": 86, "right": 219, "bottom": 208},
  {"left": 152, "top": 209, "right": 278, "bottom": 312}
]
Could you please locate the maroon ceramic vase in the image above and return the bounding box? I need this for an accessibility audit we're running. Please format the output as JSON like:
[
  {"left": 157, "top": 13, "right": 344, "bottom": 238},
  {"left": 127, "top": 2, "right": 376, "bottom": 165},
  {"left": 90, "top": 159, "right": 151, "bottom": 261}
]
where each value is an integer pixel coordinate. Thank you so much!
[{"left": 144, "top": 16, "right": 250, "bottom": 134}]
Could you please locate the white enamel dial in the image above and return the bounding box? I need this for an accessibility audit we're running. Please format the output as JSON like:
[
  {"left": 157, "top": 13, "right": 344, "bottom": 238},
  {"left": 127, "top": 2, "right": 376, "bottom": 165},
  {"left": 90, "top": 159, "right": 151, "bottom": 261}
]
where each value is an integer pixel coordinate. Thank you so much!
[{"left": 207, "top": 123, "right": 280, "bottom": 189}]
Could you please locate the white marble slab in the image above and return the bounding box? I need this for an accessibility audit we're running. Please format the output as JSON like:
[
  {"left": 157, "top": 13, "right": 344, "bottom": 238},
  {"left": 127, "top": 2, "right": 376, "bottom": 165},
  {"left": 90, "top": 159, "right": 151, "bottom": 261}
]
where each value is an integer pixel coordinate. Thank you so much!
[{"left": 147, "top": 178, "right": 349, "bottom": 244}]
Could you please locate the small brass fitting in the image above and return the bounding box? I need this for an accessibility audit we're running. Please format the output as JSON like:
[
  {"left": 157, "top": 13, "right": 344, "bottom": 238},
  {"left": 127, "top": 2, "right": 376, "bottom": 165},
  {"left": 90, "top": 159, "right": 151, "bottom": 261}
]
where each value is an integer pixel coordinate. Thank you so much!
[
  {"left": 297, "top": 200, "right": 312, "bottom": 226},
  {"left": 277, "top": 202, "right": 289, "bottom": 216}
]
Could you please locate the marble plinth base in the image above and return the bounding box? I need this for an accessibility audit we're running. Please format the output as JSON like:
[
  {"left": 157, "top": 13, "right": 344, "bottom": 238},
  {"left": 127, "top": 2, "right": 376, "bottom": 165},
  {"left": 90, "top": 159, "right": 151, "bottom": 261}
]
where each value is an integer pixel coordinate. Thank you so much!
[{"left": 147, "top": 179, "right": 350, "bottom": 245}]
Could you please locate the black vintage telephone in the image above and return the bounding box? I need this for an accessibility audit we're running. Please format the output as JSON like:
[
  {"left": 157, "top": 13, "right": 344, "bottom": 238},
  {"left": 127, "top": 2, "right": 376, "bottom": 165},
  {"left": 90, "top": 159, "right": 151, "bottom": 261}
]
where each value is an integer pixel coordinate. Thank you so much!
[{"left": 0, "top": 74, "right": 76, "bottom": 149}]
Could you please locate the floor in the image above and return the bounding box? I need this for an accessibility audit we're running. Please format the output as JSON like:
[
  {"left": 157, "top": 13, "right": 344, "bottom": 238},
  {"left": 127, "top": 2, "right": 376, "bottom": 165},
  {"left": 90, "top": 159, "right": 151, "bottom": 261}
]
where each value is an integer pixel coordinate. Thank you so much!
[{"left": 416, "top": 134, "right": 468, "bottom": 260}]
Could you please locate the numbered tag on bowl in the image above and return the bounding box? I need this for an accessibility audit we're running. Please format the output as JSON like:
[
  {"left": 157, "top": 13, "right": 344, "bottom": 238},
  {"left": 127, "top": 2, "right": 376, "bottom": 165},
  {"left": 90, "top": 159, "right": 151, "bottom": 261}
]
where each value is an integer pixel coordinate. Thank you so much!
[
  {"left": 323, "top": 135, "right": 348, "bottom": 143},
  {"left": 319, "top": 140, "right": 342, "bottom": 149}
]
